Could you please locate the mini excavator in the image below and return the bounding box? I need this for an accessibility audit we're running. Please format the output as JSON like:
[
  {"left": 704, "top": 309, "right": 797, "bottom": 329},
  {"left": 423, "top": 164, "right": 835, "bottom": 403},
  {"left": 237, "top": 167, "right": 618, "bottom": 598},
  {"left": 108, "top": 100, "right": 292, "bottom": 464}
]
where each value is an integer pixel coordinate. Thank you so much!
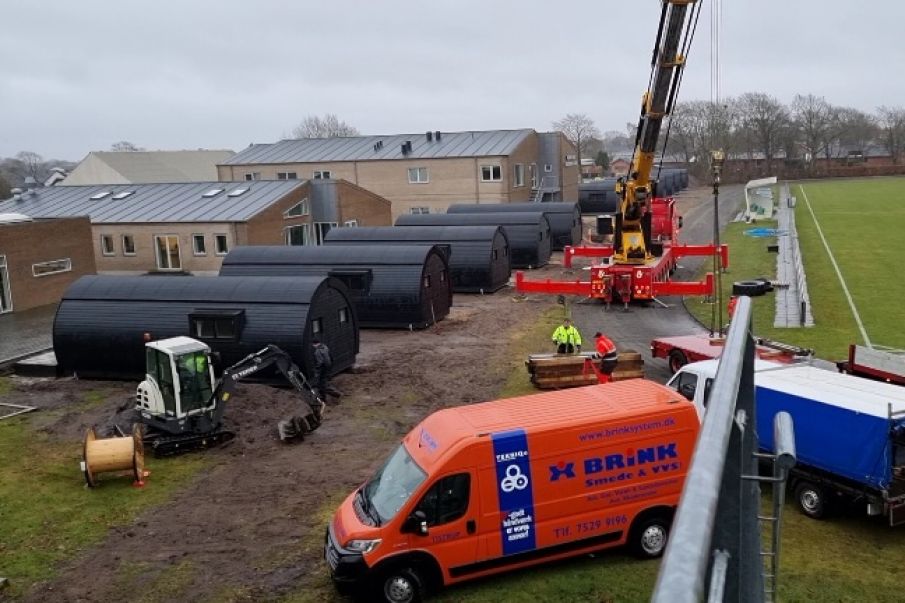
[{"left": 134, "top": 336, "right": 325, "bottom": 456}]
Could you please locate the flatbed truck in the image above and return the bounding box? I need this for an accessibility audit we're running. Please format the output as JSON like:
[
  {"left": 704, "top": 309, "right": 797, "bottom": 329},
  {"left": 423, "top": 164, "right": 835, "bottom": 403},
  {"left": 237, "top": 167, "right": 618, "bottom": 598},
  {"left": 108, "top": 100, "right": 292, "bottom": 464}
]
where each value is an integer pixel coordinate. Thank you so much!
[{"left": 651, "top": 334, "right": 813, "bottom": 374}]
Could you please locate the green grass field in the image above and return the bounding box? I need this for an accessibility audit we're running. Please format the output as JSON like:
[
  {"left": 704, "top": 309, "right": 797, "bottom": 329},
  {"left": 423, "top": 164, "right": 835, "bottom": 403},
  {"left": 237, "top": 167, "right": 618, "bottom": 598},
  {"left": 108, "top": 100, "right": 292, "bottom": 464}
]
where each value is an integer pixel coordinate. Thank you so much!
[{"left": 689, "top": 176, "right": 905, "bottom": 360}]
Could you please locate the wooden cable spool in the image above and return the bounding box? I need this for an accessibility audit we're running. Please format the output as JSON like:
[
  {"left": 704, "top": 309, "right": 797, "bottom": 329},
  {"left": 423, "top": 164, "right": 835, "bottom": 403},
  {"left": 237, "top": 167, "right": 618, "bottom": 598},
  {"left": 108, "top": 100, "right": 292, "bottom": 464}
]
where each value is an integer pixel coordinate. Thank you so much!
[{"left": 81, "top": 424, "right": 145, "bottom": 488}]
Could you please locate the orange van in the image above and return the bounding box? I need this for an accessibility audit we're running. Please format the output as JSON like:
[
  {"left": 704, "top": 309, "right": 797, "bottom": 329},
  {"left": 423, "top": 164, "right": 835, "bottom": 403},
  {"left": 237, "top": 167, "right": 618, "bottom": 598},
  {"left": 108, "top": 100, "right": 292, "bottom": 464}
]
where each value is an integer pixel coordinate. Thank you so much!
[{"left": 325, "top": 380, "right": 699, "bottom": 602}]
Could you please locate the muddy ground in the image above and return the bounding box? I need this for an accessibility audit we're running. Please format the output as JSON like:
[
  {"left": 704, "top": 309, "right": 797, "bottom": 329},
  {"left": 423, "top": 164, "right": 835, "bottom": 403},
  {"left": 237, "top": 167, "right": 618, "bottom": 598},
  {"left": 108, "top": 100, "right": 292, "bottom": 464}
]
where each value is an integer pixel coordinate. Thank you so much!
[
  {"left": 5, "top": 185, "right": 728, "bottom": 602},
  {"left": 7, "top": 285, "right": 560, "bottom": 602}
]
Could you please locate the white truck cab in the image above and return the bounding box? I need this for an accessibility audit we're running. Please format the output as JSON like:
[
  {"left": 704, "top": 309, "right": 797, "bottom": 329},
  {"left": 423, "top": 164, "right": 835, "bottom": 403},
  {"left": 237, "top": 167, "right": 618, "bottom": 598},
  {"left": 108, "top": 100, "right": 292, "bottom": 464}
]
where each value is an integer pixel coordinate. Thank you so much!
[{"left": 664, "top": 358, "right": 786, "bottom": 418}]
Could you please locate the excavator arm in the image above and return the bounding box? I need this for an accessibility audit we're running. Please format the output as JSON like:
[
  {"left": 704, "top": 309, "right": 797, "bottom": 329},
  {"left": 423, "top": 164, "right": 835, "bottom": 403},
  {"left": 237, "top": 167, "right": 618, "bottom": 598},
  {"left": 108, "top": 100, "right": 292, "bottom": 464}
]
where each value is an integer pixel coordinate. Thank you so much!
[
  {"left": 212, "top": 345, "right": 326, "bottom": 442},
  {"left": 615, "top": 0, "right": 700, "bottom": 263}
]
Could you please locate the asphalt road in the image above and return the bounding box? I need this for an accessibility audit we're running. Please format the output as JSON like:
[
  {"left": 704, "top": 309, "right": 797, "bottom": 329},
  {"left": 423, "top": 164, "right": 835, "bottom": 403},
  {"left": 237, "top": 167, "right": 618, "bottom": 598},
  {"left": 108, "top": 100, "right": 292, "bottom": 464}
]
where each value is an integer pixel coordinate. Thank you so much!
[{"left": 570, "top": 184, "right": 745, "bottom": 384}]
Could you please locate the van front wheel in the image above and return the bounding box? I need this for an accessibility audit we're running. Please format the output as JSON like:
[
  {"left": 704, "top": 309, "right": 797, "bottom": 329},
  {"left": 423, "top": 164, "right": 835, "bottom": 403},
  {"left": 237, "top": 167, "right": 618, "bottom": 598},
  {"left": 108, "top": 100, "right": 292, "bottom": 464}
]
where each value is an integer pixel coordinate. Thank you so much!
[
  {"left": 380, "top": 566, "right": 424, "bottom": 603},
  {"left": 629, "top": 515, "right": 671, "bottom": 558}
]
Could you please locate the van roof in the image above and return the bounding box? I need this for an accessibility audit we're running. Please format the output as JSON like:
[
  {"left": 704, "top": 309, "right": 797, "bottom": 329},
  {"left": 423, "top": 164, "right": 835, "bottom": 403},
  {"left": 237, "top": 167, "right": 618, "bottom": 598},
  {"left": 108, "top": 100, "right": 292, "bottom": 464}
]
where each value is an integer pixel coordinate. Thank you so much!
[
  {"left": 683, "top": 359, "right": 905, "bottom": 418},
  {"left": 408, "top": 380, "right": 690, "bottom": 469}
]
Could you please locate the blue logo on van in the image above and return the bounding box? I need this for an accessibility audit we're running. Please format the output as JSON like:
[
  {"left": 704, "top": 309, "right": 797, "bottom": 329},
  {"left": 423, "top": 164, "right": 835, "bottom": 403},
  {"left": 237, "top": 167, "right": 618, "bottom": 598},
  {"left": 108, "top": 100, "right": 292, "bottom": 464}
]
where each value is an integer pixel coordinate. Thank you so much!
[
  {"left": 549, "top": 461, "right": 576, "bottom": 481},
  {"left": 491, "top": 429, "right": 537, "bottom": 556},
  {"left": 548, "top": 443, "right": 680, "bottom": 483}
]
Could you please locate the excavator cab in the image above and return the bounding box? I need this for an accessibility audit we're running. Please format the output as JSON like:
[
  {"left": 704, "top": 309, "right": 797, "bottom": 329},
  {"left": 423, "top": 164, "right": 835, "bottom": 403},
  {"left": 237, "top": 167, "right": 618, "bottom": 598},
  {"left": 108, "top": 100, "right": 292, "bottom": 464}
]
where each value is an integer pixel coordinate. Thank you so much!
[{"left": 137, "top": 337, "right": 217, "bottom": 422}]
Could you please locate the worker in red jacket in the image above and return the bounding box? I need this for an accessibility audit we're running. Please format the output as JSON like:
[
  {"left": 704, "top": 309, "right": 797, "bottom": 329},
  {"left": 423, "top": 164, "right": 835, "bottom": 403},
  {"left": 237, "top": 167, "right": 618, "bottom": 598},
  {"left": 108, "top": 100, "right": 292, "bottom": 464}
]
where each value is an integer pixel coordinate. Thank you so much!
[{"left": 594, "top": 332, "right": 619, "bottom": 382}]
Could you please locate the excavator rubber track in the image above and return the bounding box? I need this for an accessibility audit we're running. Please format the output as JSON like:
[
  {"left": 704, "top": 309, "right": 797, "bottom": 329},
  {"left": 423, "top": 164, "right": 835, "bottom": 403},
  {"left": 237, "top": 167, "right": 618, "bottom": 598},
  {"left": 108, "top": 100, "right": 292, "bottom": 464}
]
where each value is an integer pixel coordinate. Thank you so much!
[{"left": 144, "top": 429, "right": 237, "bottom": 457}]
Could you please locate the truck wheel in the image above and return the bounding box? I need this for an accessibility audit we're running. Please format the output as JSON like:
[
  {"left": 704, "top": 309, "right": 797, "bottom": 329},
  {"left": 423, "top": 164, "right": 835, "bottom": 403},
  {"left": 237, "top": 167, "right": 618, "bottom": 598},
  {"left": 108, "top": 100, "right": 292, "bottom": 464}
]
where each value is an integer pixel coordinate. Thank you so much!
[
  {"left": 732, "top": 280, "right": 768, "bottom": 296},
  {"left": 379, "top": 566, "right": 424, "bottom": 603},
  {"left": 668, "top": 350, "right": 688, "bottom": 374},
  {"left": 795, "top": 482, "right": 827, "bottom": 519},
  {"left": 629, "top": 514, "right": 671, "bottom": 558}
]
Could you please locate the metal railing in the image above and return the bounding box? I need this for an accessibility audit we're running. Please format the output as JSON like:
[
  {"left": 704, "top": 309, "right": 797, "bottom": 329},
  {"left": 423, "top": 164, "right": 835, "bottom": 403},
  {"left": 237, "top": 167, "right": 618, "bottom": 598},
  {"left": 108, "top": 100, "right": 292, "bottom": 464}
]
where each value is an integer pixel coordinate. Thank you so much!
[
  {"left": 651, "top": 296, "right": 797, "bottom": 603},
  {"left": 785, "top": 207, "right": 812, "bottom": 327}
]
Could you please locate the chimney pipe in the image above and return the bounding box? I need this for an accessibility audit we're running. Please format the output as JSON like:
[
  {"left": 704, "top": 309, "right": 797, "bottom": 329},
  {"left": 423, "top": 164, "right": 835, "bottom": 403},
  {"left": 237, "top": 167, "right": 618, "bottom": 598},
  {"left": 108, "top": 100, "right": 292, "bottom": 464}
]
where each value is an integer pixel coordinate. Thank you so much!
[
  {"left": 426, "top": 131, "right": 433, "bottom": 142},
  {"left": 435, "top": 131, "right": 442, "bottom": 141}
]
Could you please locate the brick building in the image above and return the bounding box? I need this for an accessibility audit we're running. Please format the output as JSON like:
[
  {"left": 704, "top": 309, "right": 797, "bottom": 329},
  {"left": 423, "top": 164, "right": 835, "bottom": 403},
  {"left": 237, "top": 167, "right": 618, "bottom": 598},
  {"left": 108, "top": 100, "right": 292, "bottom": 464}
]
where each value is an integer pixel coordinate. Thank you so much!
[
  {"left": 0, "top": 214, "right": 96, "bottom": 313},
  {"left": 62, "top": 150, "right": 235, "bottom": 185},
  {"left": 0, "top": 180, "right": 391, "bottom": 276},
  {"left": 218, "top": 129, "right": 580, "bottom": 219}
]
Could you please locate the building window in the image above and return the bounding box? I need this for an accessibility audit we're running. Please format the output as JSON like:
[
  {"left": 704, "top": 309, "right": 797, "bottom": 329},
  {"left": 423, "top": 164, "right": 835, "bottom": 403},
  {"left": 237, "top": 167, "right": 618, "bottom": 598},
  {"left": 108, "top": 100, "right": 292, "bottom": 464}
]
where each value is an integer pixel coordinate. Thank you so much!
[
  {"left": 154, "top": 235, "right": 181, "bottom": 270},
  {"left": 284, "top": 199, "right": 309, "bottom": 217},
  {"left": 410, "top": 207, "right": 430, "bottom": 215},
  {"left": 339, "top": 308, "right": 349, "bottom": 324},
  {"left": 285, "top": 224, "right": 310, "bottom": 246},
  {"left": 32, "top": 258, "right": 72, "bottom": 277},
  {"left": 408, "top": 167, "right": 429, "bottom": 184},
  {"left": 440, "top": 271, "right": 446, "bottom": 282},
  {"left": 513, "top": 164, "right": 525, "bottom": 187},
  {"left": 329, "top": 269, "right": 370, "bottom": 292},
  {"left": 480, "top": 165, "right": 502, "bottom": 182},
  {"left": 493, "top": 249, "right": 498, "bottom": 260},
  {"left": 193, "top": 234, "right": 207, "bottom": 255},
  {"left": 101, "top": 234, "right": 115, "bottom": 256},
  {"left": 244, "top": 172, "right": 260, "bottom": 181},
  {"left": 312, "top": 318, "right": 322, "bottom": 334},
  {"left": 314, "top": 222, "right": 337, "bottom": 245},
  {"left": 529, "top": 163, "right": 538, "bottom": 188},
  {"left": 544, "top": 164, "right": 553, "bottom": 172},
  {"left": 0, "top": 255, "right": 11, "bottom": 313},
  {"left": 120, "top": 234, "right": 136, "bottom": 256},
  {"left": 189, "top": 310, "right": 244, "bottom": 341},
  {"left": 344, "top": 219, "right": 359, "bottom": 227},
  {"left": 277, "top": 171, "right": 298, "bottom": 180},
  {"left": 313, "top": 170, "right": 332, "bottom": 180},
  {"left": 215, "top": 234, "right": 229, "bottom": 255}
]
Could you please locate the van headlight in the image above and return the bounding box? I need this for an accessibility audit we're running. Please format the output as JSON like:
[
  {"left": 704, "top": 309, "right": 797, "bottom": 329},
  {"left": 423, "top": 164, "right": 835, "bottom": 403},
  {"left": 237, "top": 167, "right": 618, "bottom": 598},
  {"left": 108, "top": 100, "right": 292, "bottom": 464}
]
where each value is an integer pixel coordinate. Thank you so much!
[{"left": 345, "top": 539, "right": 382, "bottom": 554}]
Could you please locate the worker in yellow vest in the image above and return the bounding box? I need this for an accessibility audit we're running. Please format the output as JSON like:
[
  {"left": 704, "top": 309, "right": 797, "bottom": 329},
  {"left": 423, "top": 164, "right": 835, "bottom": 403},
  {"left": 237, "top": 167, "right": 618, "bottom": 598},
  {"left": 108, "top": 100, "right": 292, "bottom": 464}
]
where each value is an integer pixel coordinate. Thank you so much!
[{"left": 552, "top": 318, "right": 582, "bottom": 354}]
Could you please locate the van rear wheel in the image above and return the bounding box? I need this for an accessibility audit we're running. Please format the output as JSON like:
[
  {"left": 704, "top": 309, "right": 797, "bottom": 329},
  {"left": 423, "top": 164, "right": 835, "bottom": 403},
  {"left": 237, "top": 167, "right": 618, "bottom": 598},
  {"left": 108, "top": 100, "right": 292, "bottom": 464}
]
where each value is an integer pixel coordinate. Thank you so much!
[
  {"left": 629, "top": 514, "right": 671, "bottom": 558},
  {"left": 795, "top": 481, "right": 827, "bottom": 519},
  {"left": 379, "top": 566, "right": 424, "bottom": 603}
]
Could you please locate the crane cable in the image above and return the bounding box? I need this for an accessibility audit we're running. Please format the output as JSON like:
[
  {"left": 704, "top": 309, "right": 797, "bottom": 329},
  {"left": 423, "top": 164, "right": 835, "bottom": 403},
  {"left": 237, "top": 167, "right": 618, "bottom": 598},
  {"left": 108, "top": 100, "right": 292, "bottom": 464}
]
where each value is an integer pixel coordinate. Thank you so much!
[{"left": 709, "top": 0, "right": 723, "bottom": 336}]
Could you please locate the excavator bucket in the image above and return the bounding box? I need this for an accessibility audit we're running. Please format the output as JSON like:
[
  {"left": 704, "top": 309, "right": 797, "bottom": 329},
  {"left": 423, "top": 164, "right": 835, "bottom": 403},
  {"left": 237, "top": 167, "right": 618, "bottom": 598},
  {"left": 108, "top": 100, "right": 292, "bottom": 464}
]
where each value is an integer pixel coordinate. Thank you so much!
[{"left": 278, "top": 396, "right": 326, "bottom": 443}]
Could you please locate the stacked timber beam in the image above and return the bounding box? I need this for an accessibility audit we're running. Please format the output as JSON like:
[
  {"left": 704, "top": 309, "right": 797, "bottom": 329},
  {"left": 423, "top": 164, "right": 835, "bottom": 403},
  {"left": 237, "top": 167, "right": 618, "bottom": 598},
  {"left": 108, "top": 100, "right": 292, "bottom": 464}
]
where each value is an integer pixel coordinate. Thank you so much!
[{"left": 526, "top": 351, "right": 644, "bottom": 389}]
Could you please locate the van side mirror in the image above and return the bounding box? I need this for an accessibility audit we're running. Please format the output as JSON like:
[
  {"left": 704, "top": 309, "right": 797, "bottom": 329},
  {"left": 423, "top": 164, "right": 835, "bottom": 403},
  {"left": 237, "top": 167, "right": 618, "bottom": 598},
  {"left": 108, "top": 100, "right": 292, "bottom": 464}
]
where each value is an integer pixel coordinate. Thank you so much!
[{"left": 404, "top": 510, "right": 429, "bottom": 535}]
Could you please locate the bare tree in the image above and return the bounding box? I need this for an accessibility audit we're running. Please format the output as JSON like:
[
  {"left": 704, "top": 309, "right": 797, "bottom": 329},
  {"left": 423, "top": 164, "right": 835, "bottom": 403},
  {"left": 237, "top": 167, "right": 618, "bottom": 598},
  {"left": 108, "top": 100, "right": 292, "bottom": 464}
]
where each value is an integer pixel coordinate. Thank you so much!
[
  {"left": 291, "top": 114, "right": 360, "bottom": 139},
  {"left": 737, "top": 92, "right": 789, "bottom": 168},
  {"left": 553, "top": 113, "right": 602, "bottom": 169},
  {"left": 110, "top": 141, "right": 144, "bottom": 152},
  {"left": 877, "top": 106, "right": 905, "bottom": 164},
  {"left": 15, "top": 151, "right": 45, "bottom": 182},
  {"left": 791, "top": 94, "right": 834, "bottom": 163},
  {"left": 836, "top": 107, "right": 877, "bottom": 157},
  {"left": 0, "top": 173, "right": 11, "bottom": 199}
]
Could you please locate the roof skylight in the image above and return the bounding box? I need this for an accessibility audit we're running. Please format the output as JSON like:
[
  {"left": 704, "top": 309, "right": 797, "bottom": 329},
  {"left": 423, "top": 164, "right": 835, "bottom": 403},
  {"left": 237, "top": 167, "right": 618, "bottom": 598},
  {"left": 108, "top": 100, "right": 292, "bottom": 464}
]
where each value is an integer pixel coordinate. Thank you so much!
[
  {"left": 89, "top": 191, "right": 111, "bottom": 200},
  {"left": 202, "top": 188, "right": 224, "bottom": 198},
  {"left": 227, "top": 188, "right": 248, "bottom": 197}
]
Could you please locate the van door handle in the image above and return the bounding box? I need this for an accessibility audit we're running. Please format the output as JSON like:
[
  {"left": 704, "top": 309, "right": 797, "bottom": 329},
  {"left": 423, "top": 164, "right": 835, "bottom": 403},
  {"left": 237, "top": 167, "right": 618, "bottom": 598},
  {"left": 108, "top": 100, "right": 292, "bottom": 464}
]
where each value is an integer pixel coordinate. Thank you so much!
[{"left": 466, "top": 519, "right": 476, "bottom": 534}]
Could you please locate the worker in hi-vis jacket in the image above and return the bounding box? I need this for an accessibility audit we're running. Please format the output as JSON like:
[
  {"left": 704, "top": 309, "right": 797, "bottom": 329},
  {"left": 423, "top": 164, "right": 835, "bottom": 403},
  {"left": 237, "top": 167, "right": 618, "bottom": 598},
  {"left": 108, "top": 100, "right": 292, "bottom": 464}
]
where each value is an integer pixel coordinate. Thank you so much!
[{"left": 552, "top": 318, "right": 582, "bottom": 354}]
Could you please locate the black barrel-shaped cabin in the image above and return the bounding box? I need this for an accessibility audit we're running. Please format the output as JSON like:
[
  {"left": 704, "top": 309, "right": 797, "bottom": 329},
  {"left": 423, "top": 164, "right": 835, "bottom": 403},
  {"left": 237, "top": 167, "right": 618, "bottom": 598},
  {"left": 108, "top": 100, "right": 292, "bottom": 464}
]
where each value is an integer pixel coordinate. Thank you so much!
[
  {"left": 579, "top": 179, "right": 620, "bottom": 215},
  {"left": 219, "top": 245, "right": 451, "bottom": 329},
  {"left": 446, "top": 202, "right": 580, "bottom": 251},
  {"left": 53, "top": 275, "right": 358, "bottom": 380},
  {"left": 325, "top": 226, "right": 510, "bottom": 294},
  {"left": 395, "top": 213, "right": 551, "bottom": 268}
]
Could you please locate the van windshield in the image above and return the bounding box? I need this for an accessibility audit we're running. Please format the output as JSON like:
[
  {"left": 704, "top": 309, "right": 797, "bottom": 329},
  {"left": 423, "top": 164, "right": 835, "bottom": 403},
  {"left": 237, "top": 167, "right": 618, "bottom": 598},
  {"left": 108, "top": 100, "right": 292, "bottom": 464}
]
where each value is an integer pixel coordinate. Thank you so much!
[{"left": 363, "top": 444, "right": 426, "bottom": 525}]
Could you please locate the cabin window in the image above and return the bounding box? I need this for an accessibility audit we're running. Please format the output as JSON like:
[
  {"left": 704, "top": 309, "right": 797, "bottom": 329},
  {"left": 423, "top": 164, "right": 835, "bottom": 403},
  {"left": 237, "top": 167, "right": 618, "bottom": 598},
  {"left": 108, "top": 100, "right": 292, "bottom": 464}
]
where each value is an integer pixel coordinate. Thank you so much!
[
  {"left": 493, "top": 249, "right": 498, "bottom": 260},
  {"left": 122, "top": 235, "right": 136, "bottom": 256},
  {"left": 189, "top": 310, "right": 244, "bottom": 341},
  {"left": 439, "top": 271, "right": 446, "bottom": 282},
  {"left": 480, "top": 165, "right": 502, "bottom": 182},
  {"left": 154, "top": 235, "right": 181, "bottom": 270},
  {"left": 344, "top": 219, "right": 359, "bottom": 227},
  {"left": 544, "top": 164, "right": 553, "bottom": 173},
  {"left": 285, "top": 224, "right": 310, "bottom": 246},
  {"left": 529, "top": 163, "right": 538, "bottom": 188},
  {"left": 101, "top": 234, "right": 115, "bottom": 256},
  {"left": 284, "top": 199, "right": 309, "bottom": 217},
  {"left": 414, "top": 473, "right": 471, "bottom": 526},
  {"left": 423, "top": 275, "right": 431, "bottom": 289},
  {"left": 313, "top": 170, "right": 332, "bottom": 180},
  {"left": 328, "top": 269, "right": 371, "bottom": 293},
  {"left": 409, "top": 207, "right": 430, "bottom": 215},
  {"left": 339, "top": 308, "right": 349, "bottom": 324},
  {"left": 215, "top": 234, "right": 229, "bottom": 255},
  {"left": 193, "top": 234, "right": 207, "bottom": 255},
  {"left": 244, "top": 172, "right": 260, "bottom": 181},
  {"left": 312, "top": 318, "right": 322, "bottom": 334},
  {"left": 32, "top": 258, "right": 72, "bottom": 277}
]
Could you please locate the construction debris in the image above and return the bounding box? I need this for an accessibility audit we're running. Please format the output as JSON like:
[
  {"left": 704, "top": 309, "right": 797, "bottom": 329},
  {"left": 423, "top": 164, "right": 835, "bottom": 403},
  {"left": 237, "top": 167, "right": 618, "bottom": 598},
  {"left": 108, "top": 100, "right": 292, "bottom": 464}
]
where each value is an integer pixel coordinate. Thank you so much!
[
  {"left": 0, "top": 402, "right": 38, "bottom": 420},
  {"left": 526, "top": 351, "right": 644, "bottom": 389}
]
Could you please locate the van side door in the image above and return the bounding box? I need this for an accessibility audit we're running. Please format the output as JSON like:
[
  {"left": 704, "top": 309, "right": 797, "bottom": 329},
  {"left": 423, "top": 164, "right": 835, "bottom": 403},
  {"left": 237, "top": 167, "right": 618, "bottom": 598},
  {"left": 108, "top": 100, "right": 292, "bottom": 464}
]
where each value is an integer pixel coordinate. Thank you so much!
[{"left": 406, "top": 471, "right": 479, "bottom": 576}]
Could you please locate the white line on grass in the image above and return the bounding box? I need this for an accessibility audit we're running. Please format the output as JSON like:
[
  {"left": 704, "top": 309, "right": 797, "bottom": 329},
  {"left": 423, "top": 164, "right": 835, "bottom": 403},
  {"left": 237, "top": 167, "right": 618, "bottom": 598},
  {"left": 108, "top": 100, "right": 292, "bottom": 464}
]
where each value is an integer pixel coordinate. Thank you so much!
[{"left": 798, "top": 185, "right": 872, "bottom": 348}]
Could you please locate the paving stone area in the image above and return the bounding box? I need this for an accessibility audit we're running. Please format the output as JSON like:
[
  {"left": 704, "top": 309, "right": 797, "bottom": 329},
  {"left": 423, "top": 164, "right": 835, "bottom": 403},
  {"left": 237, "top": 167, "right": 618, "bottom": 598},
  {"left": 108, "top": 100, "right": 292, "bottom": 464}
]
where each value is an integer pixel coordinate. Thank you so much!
[{"left": 0, "top": 303, "right": 56, "bottom": 366}]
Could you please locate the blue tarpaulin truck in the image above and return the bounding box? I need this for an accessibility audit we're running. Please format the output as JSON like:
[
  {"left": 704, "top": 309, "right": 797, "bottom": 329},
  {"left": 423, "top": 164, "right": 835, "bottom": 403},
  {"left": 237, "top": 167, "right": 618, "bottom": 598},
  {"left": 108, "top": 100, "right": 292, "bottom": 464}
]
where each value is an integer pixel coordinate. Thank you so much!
[{"left": 667, "top": 360, "right": 905, "bottom": 525}]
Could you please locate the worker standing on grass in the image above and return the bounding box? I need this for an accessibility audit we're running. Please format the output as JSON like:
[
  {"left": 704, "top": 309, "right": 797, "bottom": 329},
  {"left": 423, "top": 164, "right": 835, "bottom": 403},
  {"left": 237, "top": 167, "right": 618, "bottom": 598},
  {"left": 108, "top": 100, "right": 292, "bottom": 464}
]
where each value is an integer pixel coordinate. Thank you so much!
[
  {"left": 552, "top": 318, "right": 582, "bottom": 354},
  {"left": 313, "top": 339, "right": 341, "bottom": 399}
]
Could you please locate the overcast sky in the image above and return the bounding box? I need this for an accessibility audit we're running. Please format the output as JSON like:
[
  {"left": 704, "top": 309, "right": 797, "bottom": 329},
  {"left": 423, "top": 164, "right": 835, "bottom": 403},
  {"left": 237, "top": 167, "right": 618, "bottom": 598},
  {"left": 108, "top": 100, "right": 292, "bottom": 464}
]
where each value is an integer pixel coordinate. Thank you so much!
[{"left": 1, "top": 0, "right": 902, "bottom": 161}]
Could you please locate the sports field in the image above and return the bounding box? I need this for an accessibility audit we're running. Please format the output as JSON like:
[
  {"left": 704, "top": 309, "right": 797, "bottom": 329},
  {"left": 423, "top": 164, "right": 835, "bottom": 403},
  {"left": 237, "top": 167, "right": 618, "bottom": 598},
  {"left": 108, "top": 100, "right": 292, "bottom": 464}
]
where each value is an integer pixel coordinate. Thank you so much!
[{"left": 688, "top": 176, "right": 905, "bottom": 360}]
